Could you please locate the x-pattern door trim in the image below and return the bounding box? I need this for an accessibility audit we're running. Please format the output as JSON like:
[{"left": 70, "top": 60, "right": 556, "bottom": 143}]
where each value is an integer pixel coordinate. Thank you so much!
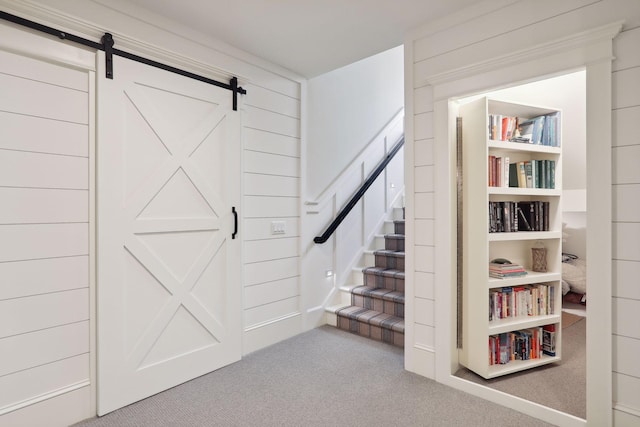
[{"left": 119, "top": 84, "right": 230, "bottom": 369}]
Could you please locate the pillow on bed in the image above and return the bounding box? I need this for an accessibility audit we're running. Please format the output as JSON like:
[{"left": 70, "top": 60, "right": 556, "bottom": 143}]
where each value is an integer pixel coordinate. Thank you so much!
[{"left": 562, "top": 258, "right": 587, "bottom": 294}]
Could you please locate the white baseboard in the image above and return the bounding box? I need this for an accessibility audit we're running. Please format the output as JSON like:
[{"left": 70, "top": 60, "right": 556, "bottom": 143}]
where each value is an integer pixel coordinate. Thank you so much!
[{"left": 0, "top": 384, "right": 92, "bottom": 427}]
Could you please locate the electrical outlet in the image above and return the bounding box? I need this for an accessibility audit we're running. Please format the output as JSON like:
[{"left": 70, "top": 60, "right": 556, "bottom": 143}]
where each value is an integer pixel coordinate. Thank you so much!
[{"left": 271, "top": 221, "right": 286, "bottom": 234}]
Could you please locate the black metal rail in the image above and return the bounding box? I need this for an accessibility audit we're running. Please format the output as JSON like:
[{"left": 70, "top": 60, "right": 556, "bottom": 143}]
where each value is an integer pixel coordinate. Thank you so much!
[
  {"left": 0, "top": 10, "right": 246, "bottom": 110},
  {"left": 313, "top": 136, "right": 405, "bottom": 244}
]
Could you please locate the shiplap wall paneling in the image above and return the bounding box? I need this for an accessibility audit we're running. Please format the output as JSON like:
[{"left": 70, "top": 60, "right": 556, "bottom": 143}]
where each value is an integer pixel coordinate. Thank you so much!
[
  {"left": 244, "top": 238, "right": 299, "bottom": 264},
  {"left": 613, "top": 335, "right": 640, "bottom": 379},
  {"left": 0, "top": 188, "right": 88, "bottom": 224},
  {"left": 245, "top": 106, "right": 299, "bottom": 140},
  {"left": 0, "top": 354, "right": 89, "bottom": 409},
  {"left": 0, "top": 223, "right": 88, "bottom": 262},
  {"left": 0, "top": 150, "right": 87, "bottom": 190},
  {"left": 411, "top": 1, "right": 634, "bottom": 82},
  {"left": 244, "top": 257, "right": 300, "bottom": 287},
  {"left": 244, "top": 277, "right": 299, "bottom": 309},
  {"left": 0, "top": 41, "right": 90, "bottom": 422},
  {"left": 613, "top": 373, "right": 640, "bottom": 415},
  {"left": 412, "top": 89, "right": 436, "bottom": 353},
  {"left": 0, "top": 322, "right": 89, "bottom": 377},
  {"left": 244, "top": 296, "right": 300, "bottom": 327},
  {"left": 0, "top": 289, "right": 89, "bottom": 338},
  {"left": 0, "top": 386, "right": 91, "bottom": 427},
  {"left": 0, "top": 111, "right": 88, "bottom": 156},
  {"left": 244, "top": 218, "right": 300, "bottom": 240},
  {"left": 0, "top": 256, "right": 88, "bottom": 300},
  {"left": 245, "top": 174, "right": 299, "bottom": 197},
  {"left": 412, "top": 0, "right": 601, "bottom": 63},
  {"left": 245, "top": 150, "right": 299, "bottom": 178},
  {"left": 244, "top": 128, "right": 300, "bottom": 158},
  {"left": 241, "top": 82, "right": 301, "bottom": 353},
  {"left": 244, "top": 85, "right": 300, "bottom": 119},
  {"left": 0, "top": 75, "right": 87, "bottom": 124},
  {"left": 613, "top": 260, "right": 640, "bottom": 300},
  {"left": 611, "top": 18, "right": 640, "bottom": 426}
]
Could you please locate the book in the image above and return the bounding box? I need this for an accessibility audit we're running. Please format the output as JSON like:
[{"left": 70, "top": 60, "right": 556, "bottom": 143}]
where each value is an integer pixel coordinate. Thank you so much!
[
  {"left": 518, "top": 119, "right": 534, "bottom": 142},
  {"left": 489, "top": 261, "right": 527, "bottom": 278},
  {"left": 545, "top": 160, "right": 551, "bottom": 189},
  {"left": 543, "top": 201, "right": 550, "bottom": 231},
  {"left": 518, "top": 161, "right": 526, "bottom": 188},
  {"left": 503, "top": 156, "right": 510, "bottom": 188},
  {"left": 499, "top": 333, "right": 509, "bottom": 364},
  {"left": 509, "top": 163, "right": 518, "bottom": 187},
  {"left": 488, "top": 155, "right": 494, "bottom": 186},
  {"left": 544, "top": 111, "right": 561, "bottom": 147},
  {"left": 489, "top": 115, "right": 520, "bottom": 141},
  {"left": 519, "top": 116, "right": 546, "bottom": 144},
  {"left": 542, "top": 324, "right": 557, "bottom": 356}
]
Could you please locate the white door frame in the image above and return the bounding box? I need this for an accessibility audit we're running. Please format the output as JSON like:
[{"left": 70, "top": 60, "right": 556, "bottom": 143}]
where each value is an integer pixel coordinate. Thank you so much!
[{"left": 427, "top": 22, "right": 622, "bottom": 427}]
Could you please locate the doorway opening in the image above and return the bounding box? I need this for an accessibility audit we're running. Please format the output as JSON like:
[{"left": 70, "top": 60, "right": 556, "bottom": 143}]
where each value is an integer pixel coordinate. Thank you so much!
[{"left": 453, "top": 70, "right": 587, "bottom": 419}]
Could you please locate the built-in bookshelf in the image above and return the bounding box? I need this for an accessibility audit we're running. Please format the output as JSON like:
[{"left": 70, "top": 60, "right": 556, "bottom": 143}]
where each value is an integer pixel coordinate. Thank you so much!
[{"left": 459, "top": 98, "right": 562, "bottom": 379}]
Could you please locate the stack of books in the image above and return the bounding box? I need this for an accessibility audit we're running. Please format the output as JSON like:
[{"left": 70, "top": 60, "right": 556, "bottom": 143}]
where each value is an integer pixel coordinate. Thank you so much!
[{"left": 489, "top": 261, "right": 527, "bottom": 279}]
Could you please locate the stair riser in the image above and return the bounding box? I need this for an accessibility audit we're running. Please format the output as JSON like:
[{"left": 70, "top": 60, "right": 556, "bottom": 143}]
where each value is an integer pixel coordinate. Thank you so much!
[
  {"left": 393, "top": 207, "right": 405, "bottom": 221},
  {"left": 394, "top": 222, "right": 405, "bottom": 235},
  {"left": 336, "top": 316, "right": 404, "bottom": 347},
  {"left": 340, "top": 289, "right": 352, "bottom": 306},
  {"left": 375, "top": 254, "right": 405, "bottom": 270},
  {"left": 352, "top": 294, "right": 404, "bottom": 317},
  {"left": 384, "top": 222, "right": 396, "bottom": 234},
  {"left": 363, "top": 272, "right": 405, "bottom": 292},
  {"left": 364, "top": 252, "right": 375, "bottom": 266},
  {"left": 385, "top": 237, "right": 404, "bottom": 251}
]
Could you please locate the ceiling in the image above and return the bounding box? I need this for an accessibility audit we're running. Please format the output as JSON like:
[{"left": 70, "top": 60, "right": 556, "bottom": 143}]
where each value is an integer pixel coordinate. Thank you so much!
[{"left": 124, "top": 0, "right": 480, "bottom": 78}]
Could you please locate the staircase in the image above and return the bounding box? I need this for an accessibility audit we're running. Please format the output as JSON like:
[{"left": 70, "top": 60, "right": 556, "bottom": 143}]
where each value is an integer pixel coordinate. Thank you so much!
[{"left": 326, "top": 208, "right": 405, "bottom": 347}]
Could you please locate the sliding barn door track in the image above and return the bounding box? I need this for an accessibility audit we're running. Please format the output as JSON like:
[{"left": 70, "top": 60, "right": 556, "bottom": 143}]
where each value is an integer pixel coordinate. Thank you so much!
[{"left": 0, "top": 10, "right": 247, "bottom": 110}]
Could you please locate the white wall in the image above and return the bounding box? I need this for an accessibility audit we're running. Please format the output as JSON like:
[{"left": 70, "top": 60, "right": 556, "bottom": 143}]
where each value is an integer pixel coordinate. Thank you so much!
[
  {"left": 405, "top": 0, "right": 640, "bottom": 425},
  {"left": 611, "top": 23, "right": 640, "bottom": 425},
  {"left": 0, "top": 21, "right": 95, "bottom": 426},
  {"left": 306, "top": 45, "right": 404, "bottom": 199}
]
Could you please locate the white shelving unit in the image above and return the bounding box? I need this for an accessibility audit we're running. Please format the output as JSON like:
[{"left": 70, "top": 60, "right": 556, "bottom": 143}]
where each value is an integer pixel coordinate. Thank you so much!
[{"left": 458, "top": 97, "right": 562, "bottom": 379}]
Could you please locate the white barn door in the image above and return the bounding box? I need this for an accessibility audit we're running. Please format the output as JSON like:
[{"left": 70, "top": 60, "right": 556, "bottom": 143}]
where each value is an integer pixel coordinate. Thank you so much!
[{"left": 97, "top": 55, "right": 242, "bottom": 415}]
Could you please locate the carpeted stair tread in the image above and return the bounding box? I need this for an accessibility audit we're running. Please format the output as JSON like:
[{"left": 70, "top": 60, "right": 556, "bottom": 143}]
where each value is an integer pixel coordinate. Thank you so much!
[
  {"left": 373, "top": 249, "right": 405, "bottom": 258},
  {"left": 329, "top": 205, "right": 406, "bottom": 348},
  {"left": 352, "top": 285, "right": 404, "bottom": 304},
  {"left": 362, "top": 266, "right": 405, "bottom": 278},
  {"left": 335, "top": 306, "right": 404, "bottom": 333},
  {"left": 384, "top": 234, "right": 405, "bottom": 240}
]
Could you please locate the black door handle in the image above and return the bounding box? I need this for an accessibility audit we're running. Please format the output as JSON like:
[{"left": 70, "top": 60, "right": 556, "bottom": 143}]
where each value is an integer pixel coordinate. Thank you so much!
[{"left": 232, "top": 207, "right": 238, "bottom": 239}]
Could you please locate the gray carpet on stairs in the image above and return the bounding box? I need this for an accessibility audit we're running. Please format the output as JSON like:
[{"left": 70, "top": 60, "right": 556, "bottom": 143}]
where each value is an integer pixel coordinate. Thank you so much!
[{"left": 75, "top": 326, "right": 551, "bottom": 427}]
